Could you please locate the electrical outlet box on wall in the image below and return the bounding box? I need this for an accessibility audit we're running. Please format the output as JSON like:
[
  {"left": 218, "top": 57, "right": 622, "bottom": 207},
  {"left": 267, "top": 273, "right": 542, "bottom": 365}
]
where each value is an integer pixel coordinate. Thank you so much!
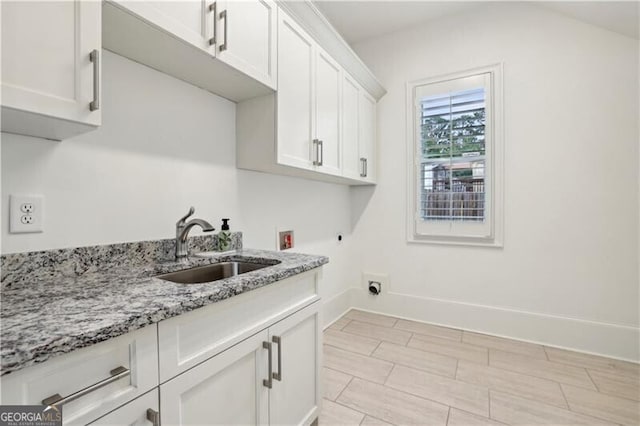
[
  {"left": 362, "top": 272, "right": 389, "bottom": 295},
  {"left": 275, "top": 226, "right": 295, "bottom": 251}
]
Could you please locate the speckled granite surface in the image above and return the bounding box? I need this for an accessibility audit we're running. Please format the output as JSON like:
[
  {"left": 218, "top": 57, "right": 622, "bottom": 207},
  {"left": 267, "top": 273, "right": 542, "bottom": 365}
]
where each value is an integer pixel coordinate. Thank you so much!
[{"left": 0, "top": 235, "right": 328, "bottom": 376}]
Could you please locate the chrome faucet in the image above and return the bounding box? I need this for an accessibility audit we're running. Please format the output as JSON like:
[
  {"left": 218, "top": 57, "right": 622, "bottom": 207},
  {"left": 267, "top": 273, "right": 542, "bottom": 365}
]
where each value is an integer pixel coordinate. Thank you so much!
[{"left": 175, "top": 207, "right": 215, "bottom": 259}]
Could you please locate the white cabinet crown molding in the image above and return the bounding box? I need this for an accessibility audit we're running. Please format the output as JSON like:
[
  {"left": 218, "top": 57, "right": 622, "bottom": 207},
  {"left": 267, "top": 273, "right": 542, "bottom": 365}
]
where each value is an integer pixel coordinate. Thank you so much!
[{"left": 278, "top": 0, "right": 386, "bottom": 101}]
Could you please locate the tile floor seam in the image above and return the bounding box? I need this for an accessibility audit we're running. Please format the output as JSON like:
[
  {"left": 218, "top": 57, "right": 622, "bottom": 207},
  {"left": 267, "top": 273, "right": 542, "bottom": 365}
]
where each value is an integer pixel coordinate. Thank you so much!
[
  {"left": 558, "top": 383, "right": 636, "bottom": 426},
  {"left": 345, "top": 374, "right": 453, "bottom": 412},
  {"left": 455, "top": 378, "right": 570, "bottom": 411},
  {"left": 369, "top": 339, "right": 384, "bottom": 356},
  {"left": 412, "top": 333, "right": 494, "bottom": 352},
  {"left": 382, "top": 362, "right": 397, "bottom": 386},
  {"left": 329, "top": 397, "right": 369, "bottom": 421},
  {"left": 368, "top": 352, "right": 459, "bottom": 381},
  {"left": 334, "top": 375, "right": 356, "bottom": 403},
  {"left": 384, "top": 365, "right": 491, "bottom": 417},
  {"left": 584, "top": 368, "right": 601, "bottom": 393},
  {"left": 486, "top": 351, "right": 599, "bottom": 391},
  {"left": 406, "top": 335, "right": 490, "bottom": 366},
  {"left": 445, "top": 406, "right": 451, "bottom": 425},
  {"left": 324, "top": 342, "right": 383, "bottom": 359}
]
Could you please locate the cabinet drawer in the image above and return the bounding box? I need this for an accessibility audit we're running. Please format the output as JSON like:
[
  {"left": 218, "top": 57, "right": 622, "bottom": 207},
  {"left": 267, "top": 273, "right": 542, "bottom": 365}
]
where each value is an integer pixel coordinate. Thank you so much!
[
  {"left": 89, "top": 389, "right": 159, "bottom": 426},
  {"left": 158, "top": 269, "right": 319, "bottom": 382},
  {"left": 1, "top": 325, "right": 158, "bottom": 425}
]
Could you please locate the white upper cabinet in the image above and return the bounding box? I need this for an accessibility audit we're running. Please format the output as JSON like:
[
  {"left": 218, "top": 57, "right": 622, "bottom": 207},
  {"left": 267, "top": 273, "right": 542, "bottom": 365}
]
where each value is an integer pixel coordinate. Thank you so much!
[
  {"left": 342, "top": 73, "right": 361, "bottom": 180},
  {"left": 276, "top": 11, "right": 315, "bottom": 170},
  {"left": 214, "top": 0, "right": 278, "bottom": 88},
  {"left": 1, "top": 0, "right": 101, "bottom": 140},
  {"left": 103, "top": 0, "right": 275, "bottom": 102},
  {"left": 314, "top": 48, "right": 342, "bottom": 176},
  {"left": 359, "top": 90, "right": 377, "bottom": 183},
  {"left": 237, "top": 7, "right": 380, "bottom": 185},
  {"left": 122, "top": 1, "right": 208, "bottom": 49}
]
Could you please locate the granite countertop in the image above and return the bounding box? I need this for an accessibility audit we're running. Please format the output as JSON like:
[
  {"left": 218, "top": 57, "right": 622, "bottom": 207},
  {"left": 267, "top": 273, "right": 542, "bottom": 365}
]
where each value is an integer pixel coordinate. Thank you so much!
[{"left": 1, "top": 240, "right": 328, "bottom": 376}]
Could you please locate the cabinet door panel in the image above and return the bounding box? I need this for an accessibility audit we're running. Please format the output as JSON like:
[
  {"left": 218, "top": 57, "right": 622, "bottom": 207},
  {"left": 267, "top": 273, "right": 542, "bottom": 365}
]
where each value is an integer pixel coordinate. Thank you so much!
[
  {"left": 117, "top": 1, "right": 207, "bottom": 49},
  {"left": 216, "top": 0, "right": 277, "bottom": 88},
  {"left": 269, "top": 302, "right": 321, "bottom": 426},
  {"left": 315, "top": 50, "right": 342, "bottom": 176},
  {"left": 160, "top": 330, "right": 269, "bottom": 426},
  {"left": 342, "top": 74, "right": 361, "bottom": 179},
  {"left": 1, "top": 0, "right": 100, "bottom": 126},
  {"left": 359, "top": 91, "right": 377, "bottom": 182},
  {"left": 90, "top": 390, "right": 158, "bottom": 426},
  {"left": 276, "top": 12, "right": 314, "bottom": 170}
]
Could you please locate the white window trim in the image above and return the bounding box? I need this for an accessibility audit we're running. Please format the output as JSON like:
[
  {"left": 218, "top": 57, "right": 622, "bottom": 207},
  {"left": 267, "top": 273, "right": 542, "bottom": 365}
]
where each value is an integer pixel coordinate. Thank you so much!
[{"left": 406, "top": 63, "right": 504, "bottom": 247}]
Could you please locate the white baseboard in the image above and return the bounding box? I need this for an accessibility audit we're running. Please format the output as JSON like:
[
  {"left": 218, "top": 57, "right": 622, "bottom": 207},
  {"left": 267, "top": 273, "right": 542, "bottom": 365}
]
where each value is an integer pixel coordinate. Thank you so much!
[
  {"left": 328, "top": 287, "right": 639, "bottom": 362},
  {"left": 321, "top": 288, "right": 353, "bottom": 329}
]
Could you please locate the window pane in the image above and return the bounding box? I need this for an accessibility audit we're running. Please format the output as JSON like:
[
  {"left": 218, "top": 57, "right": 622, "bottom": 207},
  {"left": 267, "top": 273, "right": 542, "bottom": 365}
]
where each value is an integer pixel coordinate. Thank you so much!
[{"left": 419, "top": 86, "right": 485, "bottom": 222}]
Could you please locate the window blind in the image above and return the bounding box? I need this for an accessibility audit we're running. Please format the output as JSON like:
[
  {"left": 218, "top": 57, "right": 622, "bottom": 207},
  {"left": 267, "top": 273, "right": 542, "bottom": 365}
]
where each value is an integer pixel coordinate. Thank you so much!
[{"left": 420, "top": 87, "right": 486, "bottom": 222}]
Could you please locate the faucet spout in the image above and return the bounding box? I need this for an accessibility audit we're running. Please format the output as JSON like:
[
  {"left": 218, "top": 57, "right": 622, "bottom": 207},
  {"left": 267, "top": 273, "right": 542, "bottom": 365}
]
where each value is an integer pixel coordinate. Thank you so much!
[{"left": 175, "top": 207, "right": 215, "bottom": 259}]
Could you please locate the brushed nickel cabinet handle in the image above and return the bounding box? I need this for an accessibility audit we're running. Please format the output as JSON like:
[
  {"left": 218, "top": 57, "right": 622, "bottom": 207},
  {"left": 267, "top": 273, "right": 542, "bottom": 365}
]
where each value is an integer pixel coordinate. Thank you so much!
[
  {"left": 89, "top": 49, "right": 100, "bottom": 111},
  {"left": 359, "top": 157, "right": 366, "bottom": 177},
  {"left": 263, "top": 341, "right": 273, "bottom": 388},
  {"left": 219, "top": 9, "right": 228, "bottom": 52},
  {"left": 146, "top": 408, "right": 160, "bottom": 426},
  {"left": 318, "top": 140, "right": 324, "bottom": 166},
  {"left": 312, "top": 139, "right": 320, "bottom": 166},
  {"left": 365, "top": 158, "right": 368, "bottom": 177},
  {"left": 208, "top": 2, "right": 217, "bottom": 46},
  {"left": 42, "top": 366, "right": 129, "bottom": 407},
  {"left": 272, "top": 335, "right": 282, "bottom": 381}
]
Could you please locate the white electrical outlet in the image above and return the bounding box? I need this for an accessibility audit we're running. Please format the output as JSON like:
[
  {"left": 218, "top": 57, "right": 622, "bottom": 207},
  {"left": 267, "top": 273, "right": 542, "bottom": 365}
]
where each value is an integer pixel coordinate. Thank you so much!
[{"left": 10, "top": 195, "right": 44, "bottom": 233}]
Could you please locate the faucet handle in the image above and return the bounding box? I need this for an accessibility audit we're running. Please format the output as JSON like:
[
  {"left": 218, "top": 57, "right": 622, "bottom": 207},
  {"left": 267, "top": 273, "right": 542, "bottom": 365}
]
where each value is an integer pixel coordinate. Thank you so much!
[{"left": 177, "top": 206, "right": 195, "bottom": 226}]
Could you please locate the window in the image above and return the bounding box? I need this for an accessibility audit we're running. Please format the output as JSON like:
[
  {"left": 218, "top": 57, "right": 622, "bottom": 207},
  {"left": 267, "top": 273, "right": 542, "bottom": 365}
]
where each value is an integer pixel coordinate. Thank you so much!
[{"left": 406, "top": 65, "right": 503, "bottom": 246}]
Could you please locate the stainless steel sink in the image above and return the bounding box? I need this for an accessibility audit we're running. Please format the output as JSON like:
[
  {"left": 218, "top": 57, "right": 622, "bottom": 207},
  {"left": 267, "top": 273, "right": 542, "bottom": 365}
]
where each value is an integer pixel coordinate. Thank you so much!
[{"left": 157, "top": 262, "right": 271, "bottom": 284}]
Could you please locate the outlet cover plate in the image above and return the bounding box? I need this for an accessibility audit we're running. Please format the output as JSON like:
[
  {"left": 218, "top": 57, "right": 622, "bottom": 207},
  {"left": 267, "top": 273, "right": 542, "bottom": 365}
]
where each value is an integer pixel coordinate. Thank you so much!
[
  {"left": 362, "top": 272, "right": 389, "bottom": 294},
  {"left": 10, "top": 195, "right": 43, "bottom": 233}
]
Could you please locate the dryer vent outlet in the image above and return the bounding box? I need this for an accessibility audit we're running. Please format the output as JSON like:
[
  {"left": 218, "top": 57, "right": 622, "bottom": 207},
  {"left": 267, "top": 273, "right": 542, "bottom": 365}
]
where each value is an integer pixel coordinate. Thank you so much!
[{"left": 368, "top": 281, "right": 382, "bottom": 295}]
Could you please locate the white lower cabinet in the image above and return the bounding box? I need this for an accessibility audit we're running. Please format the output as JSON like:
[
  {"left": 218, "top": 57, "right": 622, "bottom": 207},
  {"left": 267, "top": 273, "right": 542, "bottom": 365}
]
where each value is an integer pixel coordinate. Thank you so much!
[
  {"left": 160, "top": 300, "right": 321, "bottom": 426},
  {"left": 160, "top": 330, "right": 270, "bottom": 425},
  {"left": 268, "top": 302, "right": 322, "bottom": 426},
  {"left": 90, "top": 390, "right": 159, "bottom": 426},
  {"left": 0, "top": 271, "right": 322, "bottom": 426},
  {"left": 0, "top": 325, "right": 159, "bottom": 425}
]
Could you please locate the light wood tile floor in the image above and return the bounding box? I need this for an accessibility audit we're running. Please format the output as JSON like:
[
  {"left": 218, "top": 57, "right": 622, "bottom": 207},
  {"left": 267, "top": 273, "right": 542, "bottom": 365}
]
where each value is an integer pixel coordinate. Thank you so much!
[{"left": 320, "top": 310, "right": 640, "bottom": 426}]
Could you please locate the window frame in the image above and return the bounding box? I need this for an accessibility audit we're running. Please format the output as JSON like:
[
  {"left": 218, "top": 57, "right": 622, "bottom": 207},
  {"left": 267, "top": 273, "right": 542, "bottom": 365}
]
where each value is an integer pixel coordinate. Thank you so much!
[{"left": 406, "top": 64, "right": 504, "bottom": 247}]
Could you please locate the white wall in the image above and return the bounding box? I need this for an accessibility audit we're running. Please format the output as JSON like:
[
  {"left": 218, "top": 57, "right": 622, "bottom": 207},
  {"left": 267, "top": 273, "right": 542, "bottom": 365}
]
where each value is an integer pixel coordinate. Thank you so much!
[
  {"left": 1, "top": 51, "right": 357, "bottom": 306},
  {"left": 350, "top": 3, "right": 640, "bottom": 360}
]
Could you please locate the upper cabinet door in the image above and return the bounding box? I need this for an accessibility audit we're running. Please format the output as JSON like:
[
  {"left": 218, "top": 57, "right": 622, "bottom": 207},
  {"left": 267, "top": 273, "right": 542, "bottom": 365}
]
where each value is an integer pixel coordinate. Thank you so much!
[
  {"left": 359, "top": 90, "right": 377, "bottom": 182},
  {"left": 118, "top": 1, "right": 208, "bottom": 49},
  {"left": 342, "top": 74, "right": 361, "bottom": 180},
  {"left": 269, "top": 302, "right": 321, "bottom": 426},
  {"left": 315, "top": 49, "right": 342, "bottom": 176},
  {"left": 276, "top": 11, "right": 315, "bottom": 171},
  {"left": 215, "top": 0, "right": 277, "bottom": 89},
  {"left": 1, "top": 0, "right": 101, "bottom": 135}
]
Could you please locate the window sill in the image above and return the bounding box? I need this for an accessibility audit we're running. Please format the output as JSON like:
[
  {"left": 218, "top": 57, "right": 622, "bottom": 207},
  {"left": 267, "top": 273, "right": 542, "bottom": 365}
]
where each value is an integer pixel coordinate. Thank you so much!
[{"left": 407, "top": 234, "right": 503, "bottom": 248}]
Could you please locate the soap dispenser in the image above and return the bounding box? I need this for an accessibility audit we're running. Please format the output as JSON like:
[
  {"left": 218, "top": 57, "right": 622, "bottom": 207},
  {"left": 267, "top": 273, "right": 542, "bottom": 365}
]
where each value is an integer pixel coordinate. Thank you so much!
[{"left": 218, "top": 218, "right": 231, "bottom": 251}]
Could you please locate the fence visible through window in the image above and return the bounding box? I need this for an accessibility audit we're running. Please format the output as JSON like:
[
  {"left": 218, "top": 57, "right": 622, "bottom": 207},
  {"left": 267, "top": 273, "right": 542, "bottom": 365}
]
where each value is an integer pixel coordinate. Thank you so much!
[{"left": 420, "top": 87, "right": 486, "bottom": 222}]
